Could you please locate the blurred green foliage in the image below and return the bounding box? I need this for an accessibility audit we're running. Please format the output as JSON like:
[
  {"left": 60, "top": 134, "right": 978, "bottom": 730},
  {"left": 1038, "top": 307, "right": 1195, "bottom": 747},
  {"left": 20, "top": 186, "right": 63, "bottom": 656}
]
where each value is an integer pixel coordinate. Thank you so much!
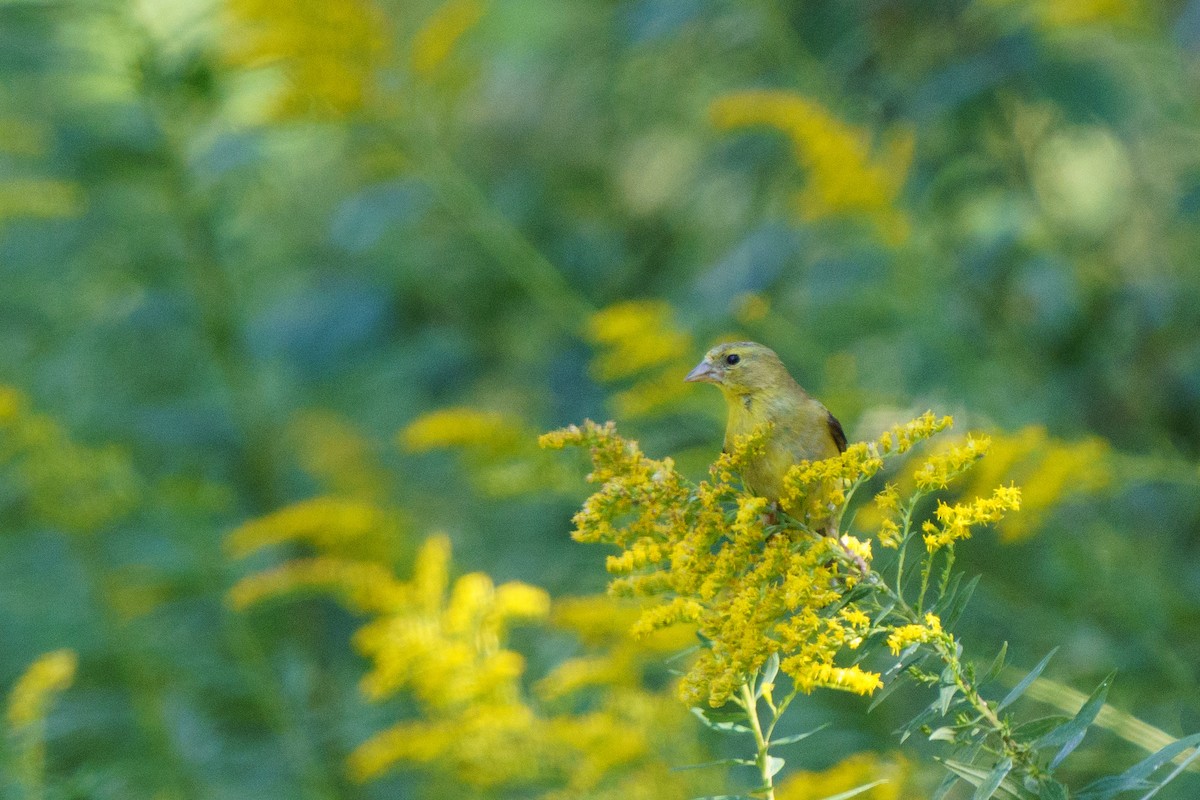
[{"left": 1, "top": 0, "right": 1200, "bottom": 797}]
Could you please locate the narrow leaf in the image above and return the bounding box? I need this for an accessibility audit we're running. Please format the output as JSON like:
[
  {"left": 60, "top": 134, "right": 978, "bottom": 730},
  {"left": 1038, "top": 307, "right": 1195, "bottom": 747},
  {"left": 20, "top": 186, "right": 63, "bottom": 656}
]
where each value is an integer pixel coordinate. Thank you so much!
[
  {"left": 1077, "top": 733, "right": 1200, "bottom": 800},
  {"left": 816, "top": 780, "right": 889, "bottom": 800},
  {"left": 1137, "top": 745, "right": 1200, "bottom": 799},
  {"left": 772, "top": 722, "right": 830, "bottom": 746},
  {"left": 1039, "top": 780, "right": 1069, "bottom": 800},
  {"left": 758, "top": 652, "right": 780, "bottom": 698},
  {"left": 932, "top": 773, "right": 960, "bottom": 800},
  {"left": 974, "top": 758, "right": 1013, "bottom": 800},
  {"left": 691, "top": 707, "right": 752, "bottom": 734},
  {"left": 944, "top": 574, "right": 982, "bottom": 628},
  {"left": 868, "top": 672, "right": 910, "bottom": 712},
  {"left": 936, "top": 683, "right": 960, "bottom": 715},
  {"left": 999, "top": 648, "right": 1060, "bottom": 711},
  {"left": 1035, "top": 671, "right": 1114, "bottom": 769},
  {"left": 983, "top": 642, "right": 1009, "bottom": 685}
]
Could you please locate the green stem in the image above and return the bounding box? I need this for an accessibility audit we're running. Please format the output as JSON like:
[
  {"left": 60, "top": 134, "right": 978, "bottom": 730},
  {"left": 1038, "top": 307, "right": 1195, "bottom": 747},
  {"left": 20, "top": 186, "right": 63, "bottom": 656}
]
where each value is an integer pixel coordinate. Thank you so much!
[{"left": 739, "top": 682, "right": 776, "bottom": 800}]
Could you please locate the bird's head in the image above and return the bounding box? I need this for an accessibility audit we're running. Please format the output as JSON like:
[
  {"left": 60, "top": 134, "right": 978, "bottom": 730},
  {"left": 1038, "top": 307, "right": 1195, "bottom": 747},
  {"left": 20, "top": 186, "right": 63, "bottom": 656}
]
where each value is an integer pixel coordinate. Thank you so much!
[{"left": 684, "top": 341, "right": 793, "bottom": 397}]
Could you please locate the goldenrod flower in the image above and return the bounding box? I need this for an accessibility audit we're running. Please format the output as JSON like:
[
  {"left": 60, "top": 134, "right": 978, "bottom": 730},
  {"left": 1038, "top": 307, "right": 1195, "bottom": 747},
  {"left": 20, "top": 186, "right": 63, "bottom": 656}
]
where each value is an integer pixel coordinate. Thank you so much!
[
  {"left": 585, "top": 301, "right": 695, "bottom": 417},
  {"left": 777, "top": 752, "right": 908, "bottom": 800},
  {"left": 6, "top": 650, "right": 77, "bottom": 730},
  {"left": 913, "top": 434, "right": 991, "bottom": 491},
  {"left": 400, "top": 406, "right": 526, "bottom": 453},
  {"left": 923, "top": 485, "right": 1022, "bottom": 551},
  {"left": 223, "top": 0, "right": 389, "bottom": 119},
  {"left": 543, "top": 420, "right": 883, "bottom": 706},
  {"left": 225, "top": 496, "right": 397, "bottom": 558},
  {"left": 0, "top": 387, "right": 138, "bottom": 534},
  {"left": 411, "top": 0, "right": 486, "bottom": 77},
  {"left": 710, "top": 90, "right": 913, "bottom": 243},
  {"left": 886, "top": 612, "right": 946, "bottom": 655}
]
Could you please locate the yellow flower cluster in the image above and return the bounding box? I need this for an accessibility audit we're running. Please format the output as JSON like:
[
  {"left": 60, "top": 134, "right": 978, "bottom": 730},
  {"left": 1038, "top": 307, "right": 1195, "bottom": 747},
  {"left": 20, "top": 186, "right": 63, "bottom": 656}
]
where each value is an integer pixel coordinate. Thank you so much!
[
  {"left": 0, "top": 386, "right": 138, "bottom": 535},
  {"left": 878, "top": 412, "right": 955, "bottom": 455},
  {"left": 585, "top": 301, "right": 695, "bottom": 417},
  {"left": 922, "top": 486, "right": 1023, "bottom": 551},
  {"left": 781, "top": 441, "right": 885, "bottom": 523},
  {"left": 225, "top": 495, "right": 400, "bottom": 560},
  {"left": 6, "top": 650, "right": 77, "bottom": 730},
  {"left": 230, "top": 524, "right": 706, "bottom": 794},
  {"left": 913, "top": 434, "right": 992, "bottom": 491},
  {"left": 886, "top": 612, "right": 946, "bottom": 656},
  {"left": 874, "top": 483, "right": 904, "bottom": 548},
  {"left": 710, "top": 90, "right": 913, "bottom": 244},
  {"left": 777, "top": 751, "right": 909, "bottom": 800},
  {"left": 541, "top": 420, "right": 883, "bottom": 706},
  {"left": 222, "top": 0, "right": 389, "bottom": 119},
  {"left": 960, "top": 425, "right": 1110, "bottom": 542}
]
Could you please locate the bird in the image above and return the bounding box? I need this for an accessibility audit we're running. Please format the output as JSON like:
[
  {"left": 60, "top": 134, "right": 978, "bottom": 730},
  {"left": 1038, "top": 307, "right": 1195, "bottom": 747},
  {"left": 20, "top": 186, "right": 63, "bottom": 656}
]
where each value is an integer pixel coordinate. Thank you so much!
[{"left": 685, "top": 341, "right": 847, "bottom": 525}]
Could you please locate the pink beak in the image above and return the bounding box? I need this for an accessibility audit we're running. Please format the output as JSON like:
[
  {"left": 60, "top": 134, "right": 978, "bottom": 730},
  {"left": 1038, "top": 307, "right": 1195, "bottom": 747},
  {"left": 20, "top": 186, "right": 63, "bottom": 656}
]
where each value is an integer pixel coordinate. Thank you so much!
[{"left": 684, "top": 360, "right": 721, "bottom": 383}]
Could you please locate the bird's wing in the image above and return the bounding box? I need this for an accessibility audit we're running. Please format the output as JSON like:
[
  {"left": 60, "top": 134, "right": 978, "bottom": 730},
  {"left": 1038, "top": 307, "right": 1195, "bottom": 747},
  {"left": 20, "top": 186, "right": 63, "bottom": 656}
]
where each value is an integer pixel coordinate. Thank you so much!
[{"left": 827, "top": 412, "right": 847, "bottom": 453}]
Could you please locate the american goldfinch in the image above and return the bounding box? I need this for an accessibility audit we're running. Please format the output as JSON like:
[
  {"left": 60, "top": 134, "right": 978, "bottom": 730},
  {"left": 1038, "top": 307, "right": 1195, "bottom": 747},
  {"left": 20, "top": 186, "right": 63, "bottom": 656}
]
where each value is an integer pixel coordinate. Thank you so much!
[{"left": 685, "top": 341, "right": 846, "bottom": 521}]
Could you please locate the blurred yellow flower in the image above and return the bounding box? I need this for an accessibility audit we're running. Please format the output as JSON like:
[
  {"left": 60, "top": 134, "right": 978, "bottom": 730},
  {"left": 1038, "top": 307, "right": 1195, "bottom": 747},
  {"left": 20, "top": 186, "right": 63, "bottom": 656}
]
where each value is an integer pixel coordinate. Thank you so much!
[
  {"left": 961, "top": 425, "right": 1110, "bottom": 542},
  {"left": 6, "top": 650, "right": 77, "bottom": 730},
  {"left": 223, "top": 0, "right": 390, "bottom": 118},
  {"left": 0, "top": 386, "right": 138, "bottom": 535},
  {"left": 401, "top": 406, "right": 526, "bottom": 453},
  {"left": 411, "top": 0, "right": 486, "bottom": 77},
  {"left": 225, "top": 495, "right": 399, "bottom": 559},
  {"left": 586, "top": 300, "right": 695, "bottom": 418},
  {"left": 711, "top": 90, "right": 913, "bottom": 243},
  {"left": 777, "top": 752, "right": 908, "bottom": 800}
]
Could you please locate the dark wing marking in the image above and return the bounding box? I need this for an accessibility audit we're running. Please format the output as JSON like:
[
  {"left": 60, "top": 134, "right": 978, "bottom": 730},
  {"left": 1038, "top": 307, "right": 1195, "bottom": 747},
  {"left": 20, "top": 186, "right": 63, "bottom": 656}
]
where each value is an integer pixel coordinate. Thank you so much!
[{"left": 827, "top": 412, "right": 847, "bottom": 453}]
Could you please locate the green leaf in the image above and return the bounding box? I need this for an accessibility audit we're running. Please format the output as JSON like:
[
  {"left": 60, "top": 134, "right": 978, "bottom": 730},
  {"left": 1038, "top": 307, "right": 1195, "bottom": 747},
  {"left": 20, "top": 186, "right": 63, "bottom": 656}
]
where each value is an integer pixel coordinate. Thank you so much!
[
  {"left": 936, "top": 683, "right": 960, "bottom": 715},
  {"left": 1137, "top": 746, "right": 1200, "bottom": 799},
  {"left": 772, "top": 722, "right": 830, "bottom": 746},
  {"left": 942, "top": 574, "right": 981, "bottom": 628},
  {"left": 1036, "top": 672, "right": 1114, "bottom": 770},
  {"left": 898, "top": 705, "right": 938, "bottom": 743},
  {"left": 1039, "top": 780, "right": 1070, "bottom": 800},
  {"left": 757, "top": 651, "right": 780, "bottom": 698},
  {"left": 766, "top": 755, "right": 786, "bottom": 778},
  {"left": 974, "top": 758, "right": 1014, "bottom": 800},
  {"left": 1013, "top": 715, "right": 1071, "bottom": 740},
  {"left": 939, "top": 760, "right": 1030, "bottom": 800},
  {"left": 868, "top": 672, "right": 910, "bottom": 712},
  {"left": 815, "top": 780, "right": 889, "bottom": 800},
  {"left": 932, "top": 773, "right": 960, "bottom": 800},
  {"left": 999, "top": 648, "right": 1060, "bottom": 711},
  {"left": 690, "top": 706, "right": 752, "bottom": 734},
  {"left": 1076, "top": 732, "right": 1200, "bottom": 800},
  {"left": 983, "top": 642, "right": 1009, "bottom": 685}
]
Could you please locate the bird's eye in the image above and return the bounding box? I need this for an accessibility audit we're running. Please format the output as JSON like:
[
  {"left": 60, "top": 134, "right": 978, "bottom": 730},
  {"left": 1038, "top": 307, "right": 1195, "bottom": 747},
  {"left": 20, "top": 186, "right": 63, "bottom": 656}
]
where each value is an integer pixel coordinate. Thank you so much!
[{"left": 725, "top": 354, "right": 740, "bottom": 366}]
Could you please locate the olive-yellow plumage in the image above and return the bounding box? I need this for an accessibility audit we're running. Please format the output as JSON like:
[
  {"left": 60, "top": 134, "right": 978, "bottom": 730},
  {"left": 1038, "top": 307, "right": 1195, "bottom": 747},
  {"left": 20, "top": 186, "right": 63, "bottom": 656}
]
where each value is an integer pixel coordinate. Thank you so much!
[{"left": 685, "top": 342, "right": 846, "bottom": 516}]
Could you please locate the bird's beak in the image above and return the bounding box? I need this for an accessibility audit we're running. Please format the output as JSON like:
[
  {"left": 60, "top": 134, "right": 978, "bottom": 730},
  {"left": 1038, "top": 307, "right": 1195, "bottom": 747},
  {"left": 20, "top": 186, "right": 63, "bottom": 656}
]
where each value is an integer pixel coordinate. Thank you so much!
[{"left": 684, "top": 359, "right": 721, "bottom": 384}]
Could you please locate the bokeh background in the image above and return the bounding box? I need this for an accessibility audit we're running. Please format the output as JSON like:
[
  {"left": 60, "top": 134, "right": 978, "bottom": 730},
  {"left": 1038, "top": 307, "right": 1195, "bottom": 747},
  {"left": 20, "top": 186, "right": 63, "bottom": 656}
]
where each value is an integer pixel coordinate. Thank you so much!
[{"left": 2, "top": 0, "right": 1200, "bottom": 797}]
